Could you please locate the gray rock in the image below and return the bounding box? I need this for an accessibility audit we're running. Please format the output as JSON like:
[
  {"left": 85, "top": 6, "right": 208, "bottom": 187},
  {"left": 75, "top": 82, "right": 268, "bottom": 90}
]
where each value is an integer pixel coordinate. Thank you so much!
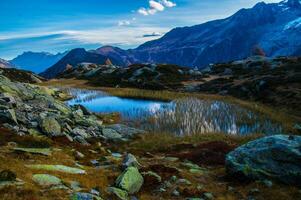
[
  {"left": 115, "top": 167, "right": 144, "bottom": 194},
  {"left": 70, "top": 192, "right": 103, "bottom": 200},
  {"left": 72, "top": 128, "right": 89, "bottom": 138},
  {"left": 102, "top": 128, "right": 123, "bottom": 140},
  {"left": 106, "top": 124, "right": 145, "bottom": 138},
  {"left": 172, "top": 189, "right": 180, "bottom": 196},
  {"left": 0, "top": 105, "right": 18, "bottom": 124},
  {"left": 203, "top": 192, "right": 214, "bottom": 200},
  {"left": 40, "top": 117, "right": 62, "bottom": 136},
  {"left": 122, "top": 153, "right": 141, "bottom": 169},
  {"left": 226, "top": 135, "right": 301, "bottom": 185},
  {"left": 32, "top": 174, "right": 62, "bottom": 187}
]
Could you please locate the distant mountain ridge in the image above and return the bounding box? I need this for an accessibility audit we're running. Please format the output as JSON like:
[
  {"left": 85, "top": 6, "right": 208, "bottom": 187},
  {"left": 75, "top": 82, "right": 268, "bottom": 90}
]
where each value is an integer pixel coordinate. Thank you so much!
[
  {"left": 39, "top": 48, "right": 120, "bottom": 79},
  {"left": 11, "top": 51, "right": 67, "bottom": 73},
  {"left": 41, "top": 0, "right": 301, "bottom": 78},
  {"left": 130, "top": 0, "right": 301, "bottom": 67},
  {"left": 0, "top": 58, "right": 14, "bottom": 68}
]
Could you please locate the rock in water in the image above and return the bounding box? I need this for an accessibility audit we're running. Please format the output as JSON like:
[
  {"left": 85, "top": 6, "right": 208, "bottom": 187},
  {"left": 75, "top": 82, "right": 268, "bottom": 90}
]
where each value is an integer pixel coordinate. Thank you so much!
[
  {"left": 116, "top": 167, "right": 144, "bottom": 194},
  {"left": 226, "top": 135, "right": 301, "bottom": 185}
]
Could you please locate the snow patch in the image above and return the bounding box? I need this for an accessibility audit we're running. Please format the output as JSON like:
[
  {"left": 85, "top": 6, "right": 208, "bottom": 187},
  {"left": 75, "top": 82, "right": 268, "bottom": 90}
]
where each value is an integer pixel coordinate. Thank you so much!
[{"left": 284, "top": 17, "right": 301, "bottom": 30}]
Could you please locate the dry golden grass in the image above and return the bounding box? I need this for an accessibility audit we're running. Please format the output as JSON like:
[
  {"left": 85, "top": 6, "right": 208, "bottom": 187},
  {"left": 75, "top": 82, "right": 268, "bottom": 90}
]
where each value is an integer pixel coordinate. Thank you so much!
[
  {"left": 118, "top": 132, "right": 262, "bottom": 154},
  {"left": 0, "top": 127, "right": 116, "bottom": 200}
]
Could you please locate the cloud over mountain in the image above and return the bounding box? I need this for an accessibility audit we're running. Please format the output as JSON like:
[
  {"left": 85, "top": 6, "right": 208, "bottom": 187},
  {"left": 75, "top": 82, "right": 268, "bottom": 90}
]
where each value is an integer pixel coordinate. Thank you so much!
[{"left": 138, "top": 0, "right": 176, "bottom": 16}]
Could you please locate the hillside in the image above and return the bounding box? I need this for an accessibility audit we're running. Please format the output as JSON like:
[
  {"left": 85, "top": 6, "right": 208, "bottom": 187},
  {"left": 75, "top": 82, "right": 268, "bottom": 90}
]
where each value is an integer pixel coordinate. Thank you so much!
[
  {"left": 11, "top": 51, "right": 67, "bottom": 73},
  {"left": 0, "top": 58, "right": 14, "bottom": 68},
  {"left": 39, "top": 48, "right": 120, "bottom": 79}
]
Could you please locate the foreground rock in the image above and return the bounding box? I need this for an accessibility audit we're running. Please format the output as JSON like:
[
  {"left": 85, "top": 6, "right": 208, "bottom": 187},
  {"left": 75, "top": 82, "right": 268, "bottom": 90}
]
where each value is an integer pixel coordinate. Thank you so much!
[
  {"left": 116, "top": 167, "right": 144, "bottom": 194},
  {"left": 226, "top": 135, "right": 301, "bottom": 185},
  {"left": 26, "top": 164, "right": 86, "bottom": 174},
  {"left": 0, "top": 74, "right": 143, "bottom": 144},
  {"left": 32, "top": 174, "right": 63, "bottom": 187}
]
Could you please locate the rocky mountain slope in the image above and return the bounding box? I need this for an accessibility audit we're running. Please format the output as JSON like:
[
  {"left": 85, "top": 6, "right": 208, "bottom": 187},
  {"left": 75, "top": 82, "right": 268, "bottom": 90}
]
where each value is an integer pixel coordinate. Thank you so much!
[
  {"left": 199, "top": 56, "right": 301, "bottom": 116},
  {"left": 131, "top": 0, "right": 301, "bottom": 68},
  {"left": 0, "top": 67, "right": 46, "bottom": 83},
  {"left": 39, "top": 48, "right": 121, "bottom": 79},
  {"left": 0, "top": 58, "right": 14, "bottom": 68},
  {"left": 58, "top": 63, "right": 203, "bottom": 90},
  {"left": 11, "top": 51, "right": 67, "bottom": 73}
]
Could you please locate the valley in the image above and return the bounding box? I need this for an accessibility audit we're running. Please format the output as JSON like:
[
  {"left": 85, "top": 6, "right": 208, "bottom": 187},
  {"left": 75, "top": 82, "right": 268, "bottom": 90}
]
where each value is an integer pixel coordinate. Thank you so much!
[{"left": 0, "top": 0, "right": 300, "bottom": 199}]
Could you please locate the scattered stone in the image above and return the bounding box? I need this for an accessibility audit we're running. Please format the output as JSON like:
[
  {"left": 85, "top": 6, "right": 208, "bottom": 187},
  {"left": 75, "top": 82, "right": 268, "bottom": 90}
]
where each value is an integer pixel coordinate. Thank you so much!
[
  {"left": 108, "top": 187, "right": 129, "bottom": 200},
  {"left": 122, "top": 153, "right": 141, "bottom": 169},
  {"left": 172, "top": 189, "right": 180, "bottom": 196},
  {"left": 177, "top": 178, "right": 192, "bottom": 185},
  {"left": 13, "top": 147, "right": 51, "bottom": 156},
  {"left": 40, "top": 117, "right": 62, "bottom": 136},
  {"left": 226, "top": 135, "right": 301, "bottom": 185},
  {"left": 70, "top": 181, "right": 82, "bottom": 192},
  {"left": 0, "top": 105, "right": 18, "bottom": 124},
  {"left": 112, "top": 153, "right": 123, "bottom": 158},
  {"left": 102, "top": 128, "right": 123, "bottom": 140},
  {"left": 262, "top": 180, "right": 273, "bottom": 188},
  {"left": 91, "top": 160, "right": 100, "bottom": 167},
  {"left": 170, "top": 175, "right": 177, "bottom": 182},
  {"left": 0, "top": 170, "right": 16, "bottom": 182},
  {"left": 70, "top": 192, "right": 103, "bottom": 200},
  {"left": 90, "top": 188, "right": 100, "bottom": 196},
  {"left": 203, "top": 192, "right": 214, "bottom": 200},
  {"left": 74, "top": 151, "right": 85, "bottom": 159},
  {"left": 26, "top": 164, "right": 86, "bottom": 174},
  {"left": 32, "top": 174, "right": 62, "bottom": 187},
  {"left": 116, "top": 167, "right": 144, "bottom": 194}
]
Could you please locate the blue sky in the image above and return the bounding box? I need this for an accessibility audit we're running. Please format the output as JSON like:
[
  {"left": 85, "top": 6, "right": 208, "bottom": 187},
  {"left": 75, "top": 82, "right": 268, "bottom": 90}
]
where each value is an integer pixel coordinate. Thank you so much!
[{"left": 0, "top": 0, "right": 280, "bottom": 59}]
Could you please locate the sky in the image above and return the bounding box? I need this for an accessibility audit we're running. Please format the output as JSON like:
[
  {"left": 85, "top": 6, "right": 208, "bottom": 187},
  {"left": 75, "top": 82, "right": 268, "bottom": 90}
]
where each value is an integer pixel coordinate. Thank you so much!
[{"left": 0, "top": 0, "right": 280, "bottom": 59}]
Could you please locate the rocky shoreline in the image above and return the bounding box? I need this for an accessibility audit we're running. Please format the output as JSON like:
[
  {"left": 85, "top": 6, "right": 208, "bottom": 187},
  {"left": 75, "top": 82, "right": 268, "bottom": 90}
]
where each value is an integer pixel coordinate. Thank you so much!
[{"left": 0, "top": 74, "right": 145, "bottom": 145}]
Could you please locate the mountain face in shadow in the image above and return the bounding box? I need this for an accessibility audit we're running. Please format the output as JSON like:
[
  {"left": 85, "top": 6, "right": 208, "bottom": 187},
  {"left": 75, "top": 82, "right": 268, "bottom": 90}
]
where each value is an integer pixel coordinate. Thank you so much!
[{"left": 11, "top": 51, "right": 67, "bottom": 73}]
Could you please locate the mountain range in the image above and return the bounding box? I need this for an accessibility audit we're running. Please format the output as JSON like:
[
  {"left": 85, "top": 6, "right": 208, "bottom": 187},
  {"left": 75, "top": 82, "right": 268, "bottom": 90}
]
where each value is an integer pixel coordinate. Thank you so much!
[
  {"left": 39, "top": 48, "right": 122, "bottom": 79},
  {"left": 0, "top": 58, "right": 14, "bottom": 68},
  {"left": 10, "top": 51, "right": 67, "bottom": 73},
  {"left": 9, "top": 0, "right": 301, "bottom": 78}
]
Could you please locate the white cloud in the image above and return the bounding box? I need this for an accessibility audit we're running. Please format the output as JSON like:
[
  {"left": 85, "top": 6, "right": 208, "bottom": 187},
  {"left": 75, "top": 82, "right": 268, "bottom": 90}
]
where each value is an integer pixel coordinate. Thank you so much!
[
  {"left": 149, "top": 0, "right": 165, "bottom": 11},
  {"left": 138, "top": 7, "right": 149, "bottom": 16},
  {"left": 118, "top": 20, "right": 131, "bottom": 26},
  {"left": 160, "top": 0, "right": 176, "bottom": 8},
  {"left": 138, "top": 0, "right": 176, "bottom": 16}
]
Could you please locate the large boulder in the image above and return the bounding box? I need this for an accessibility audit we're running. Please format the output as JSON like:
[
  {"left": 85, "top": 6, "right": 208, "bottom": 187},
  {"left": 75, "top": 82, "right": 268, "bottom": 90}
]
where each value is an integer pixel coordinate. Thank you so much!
[
  {"left": 40, "top": 117, "right": 62, "bottom": 136},
  {"left": 226, "top": 135, "right": 301, "bottom": 185},
  {"left": 115, "top": 167, "right": 144, "bottom": 194}
]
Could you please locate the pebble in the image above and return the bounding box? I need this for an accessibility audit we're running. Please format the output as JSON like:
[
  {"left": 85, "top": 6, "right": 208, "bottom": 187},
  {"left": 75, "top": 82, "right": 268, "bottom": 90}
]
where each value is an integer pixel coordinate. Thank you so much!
[
  {"left": 203, "top": 192, "right": 214, "bottom": 200},
  {"left": 262, "top": 180, "right": 273, "bottom": 188},
  {"left": 172, "top": 189, "right": 180, "bottom": 196}
]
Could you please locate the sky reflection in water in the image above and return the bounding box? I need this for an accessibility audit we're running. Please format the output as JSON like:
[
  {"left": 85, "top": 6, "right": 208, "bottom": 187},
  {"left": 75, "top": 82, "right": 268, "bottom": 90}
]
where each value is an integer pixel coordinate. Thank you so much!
[{"left": 66, "top": 88, "right": 283, "bottom": 136}]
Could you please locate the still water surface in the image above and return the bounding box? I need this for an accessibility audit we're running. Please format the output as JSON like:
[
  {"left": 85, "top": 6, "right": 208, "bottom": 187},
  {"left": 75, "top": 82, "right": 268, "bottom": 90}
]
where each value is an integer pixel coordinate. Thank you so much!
[{"left": 66, "top": 88, "right": 283, "bottom": 136}]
